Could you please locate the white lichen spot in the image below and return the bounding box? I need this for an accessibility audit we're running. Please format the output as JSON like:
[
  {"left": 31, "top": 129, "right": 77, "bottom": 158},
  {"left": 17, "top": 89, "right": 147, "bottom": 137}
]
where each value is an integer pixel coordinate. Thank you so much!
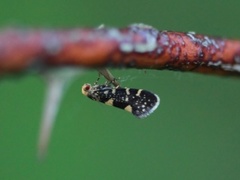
[
  {"left": 221, "top": 64, "right": 240, "bottom": 72},
  {"left": 187, "top": 33, "right": 197, "bottom": 42},
  {"left": 234, "top": 56, "right": 240, "bottom": 63},
  {"left": 188, "top": 31, "right": 196, "bottom": 35},
  {"left": 120, "top": 42, "right": 134, "bottom": 52},
  {"left": 43, "top": 36, "right": 62, "bottom": 55},
  {"left": 201, "top": 36, "right": 212, "bottom": 47},
  {"left": 108, "top": 29, "right": 122, "bottom": 41},
  {"left": 202, "top": 41, "right": 209, "bottom": 47},
  {"left": 134, "top": 33, "right": 157, "bottom": 53},
  {"left": 232, "top": 65, "right": 240, "bottom": 72},
  {"left": 68, "top": 31, "right": 82, "bottom": 42},
  {"left": 130, "top": 23, "right": 155, "bottom": 29},
  {"left": 211, "top": 39, "right": 219, "bottom": 49},
  {"left": 221, "top": 64, "right": 232, "bottom": 71},
  {"left": 208, "top": 61, "right": 222, "bottom": 67},
  {"left": 204, "top": 36, "right": 212, "bottom": 44}
]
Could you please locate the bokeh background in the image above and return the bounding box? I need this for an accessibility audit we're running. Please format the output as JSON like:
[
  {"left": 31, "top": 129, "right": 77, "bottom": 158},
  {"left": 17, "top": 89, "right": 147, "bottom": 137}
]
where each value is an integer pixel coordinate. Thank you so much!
[{"left": 0, "top": 0, "right": 240, "bottom": 179}]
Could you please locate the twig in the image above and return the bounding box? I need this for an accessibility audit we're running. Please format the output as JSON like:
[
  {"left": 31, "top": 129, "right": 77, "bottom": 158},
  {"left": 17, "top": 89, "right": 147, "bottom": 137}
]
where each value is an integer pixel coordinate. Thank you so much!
[{"left": 0, "top": 24, "right": 240, "bottom": 76}]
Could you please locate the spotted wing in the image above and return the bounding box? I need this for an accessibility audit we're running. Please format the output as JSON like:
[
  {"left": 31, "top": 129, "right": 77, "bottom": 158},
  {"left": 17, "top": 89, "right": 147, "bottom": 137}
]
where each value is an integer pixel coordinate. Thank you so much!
[{"left": 88, "top": 85, "right": 160, "bottom": 118}]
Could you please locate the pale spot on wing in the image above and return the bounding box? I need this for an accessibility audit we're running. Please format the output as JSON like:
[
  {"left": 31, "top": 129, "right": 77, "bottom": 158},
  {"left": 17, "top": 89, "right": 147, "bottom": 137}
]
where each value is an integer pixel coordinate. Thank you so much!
[
  {"left": 112, "top": 89, "right": 116, "bottom": 94},
  {"left": 136, "top": 89, "right": 142, "bottom": 96},
  {"left": 105, "top": 99, "right": 114, "bottom": 106},
  {"left": 104, "top": 90, "right": 108, "bottom": 95},
  {"left": 124, "top": 105, "right": 132, "bottom": 112},
  {"left": 126, "top": 88, "right": 130, "bottom": 95}
]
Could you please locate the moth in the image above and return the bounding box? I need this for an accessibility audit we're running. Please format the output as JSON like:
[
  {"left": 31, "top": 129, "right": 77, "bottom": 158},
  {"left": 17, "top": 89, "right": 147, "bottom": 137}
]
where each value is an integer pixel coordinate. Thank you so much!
[{"left": 82, "top": 83, "right": 160, "bottom": 118}]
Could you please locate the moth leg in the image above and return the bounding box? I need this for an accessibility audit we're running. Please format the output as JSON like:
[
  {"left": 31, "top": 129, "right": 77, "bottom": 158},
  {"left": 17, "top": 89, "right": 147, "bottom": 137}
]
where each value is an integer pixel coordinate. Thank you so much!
[
  {"left": 94, "top": 72, "right": 101, "bottom": 85},
  {"left": 98, "top": 68, "right": 120, "bottom": 87}
]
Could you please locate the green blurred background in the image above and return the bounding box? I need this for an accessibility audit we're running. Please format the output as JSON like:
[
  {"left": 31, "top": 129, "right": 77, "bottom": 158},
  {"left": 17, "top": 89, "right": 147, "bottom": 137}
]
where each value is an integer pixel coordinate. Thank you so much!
[{"left": 0, "top": 0, "right": 240, "bottom": 179}]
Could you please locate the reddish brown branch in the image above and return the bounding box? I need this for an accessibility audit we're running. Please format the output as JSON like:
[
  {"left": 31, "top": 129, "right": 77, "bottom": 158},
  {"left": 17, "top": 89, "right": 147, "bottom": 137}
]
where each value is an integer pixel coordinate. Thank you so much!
[{"left": 1, "top": 24, "right": 240, "bottom": 76}]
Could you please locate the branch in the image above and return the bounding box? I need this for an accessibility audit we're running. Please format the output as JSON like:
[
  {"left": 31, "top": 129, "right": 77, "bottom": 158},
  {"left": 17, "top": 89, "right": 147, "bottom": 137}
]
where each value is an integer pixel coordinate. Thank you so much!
[{"left": 1, "top": 24, "right": 240, "bottom": 76}]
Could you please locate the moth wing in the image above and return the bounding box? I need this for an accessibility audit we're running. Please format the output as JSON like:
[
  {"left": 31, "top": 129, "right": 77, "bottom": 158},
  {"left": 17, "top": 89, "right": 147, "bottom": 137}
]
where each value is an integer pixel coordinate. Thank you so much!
[{"left": 113, "top": 88, "right": 160, "bottom": 118}]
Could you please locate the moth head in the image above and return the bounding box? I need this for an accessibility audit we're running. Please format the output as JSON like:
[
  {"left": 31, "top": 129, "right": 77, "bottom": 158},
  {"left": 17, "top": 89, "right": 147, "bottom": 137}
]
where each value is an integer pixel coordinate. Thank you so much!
[{"left": 82, "top": 83, "right": 92, "bottom": 96}]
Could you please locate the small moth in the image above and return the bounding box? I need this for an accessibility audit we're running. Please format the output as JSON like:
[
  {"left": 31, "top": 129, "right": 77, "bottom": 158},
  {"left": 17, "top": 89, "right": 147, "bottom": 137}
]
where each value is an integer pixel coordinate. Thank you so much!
[{"left": 82, "top": 83, "right": 160, "bottom": 118}]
